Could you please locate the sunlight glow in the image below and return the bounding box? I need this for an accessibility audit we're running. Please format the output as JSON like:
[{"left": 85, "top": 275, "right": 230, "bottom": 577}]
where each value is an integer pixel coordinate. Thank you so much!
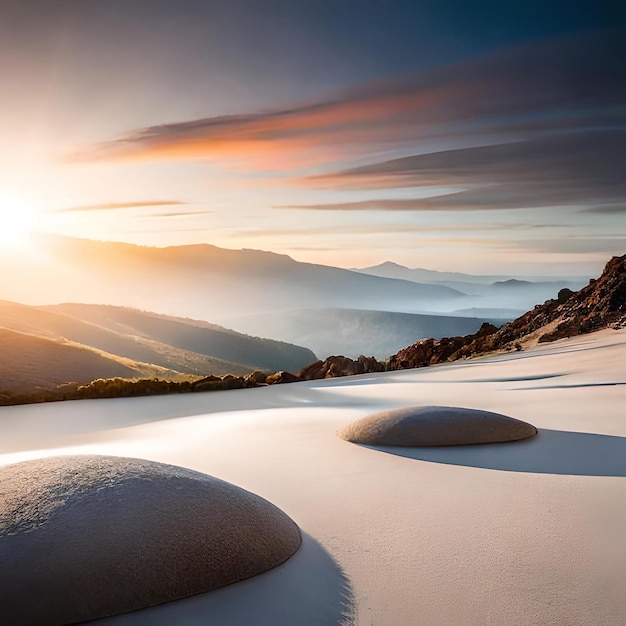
[{"left": 0, "top": 187, "right": 38, "bottom": 248}]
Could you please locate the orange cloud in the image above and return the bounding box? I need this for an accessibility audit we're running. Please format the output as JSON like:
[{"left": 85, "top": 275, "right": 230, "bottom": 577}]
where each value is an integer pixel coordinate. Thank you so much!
[{"left": 65, "top": 31, "right": 623, "bottom": 175}]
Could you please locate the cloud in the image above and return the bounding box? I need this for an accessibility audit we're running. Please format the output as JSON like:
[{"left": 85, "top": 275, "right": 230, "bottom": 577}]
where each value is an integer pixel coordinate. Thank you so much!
[
  {"left": 290, "top": 129, "right": 626, "bottom": 211},
  {"left": 52, "top": 200, "right": 187, "bottom": 213},
  {"left": 147, "top": 210, "right": 214, "bottom": 218},
  {"left": 66, "top": 30, "right": 625, "bottom": 173},
  {"left": 511, "top": 237, "right": 626, "bottom": 255},
  {"left": 277, "top": 193, "right": 556, "bottom": 212},
  {"left": 580, "top": 204, "right": 626, "bottom": 215},
  {"left": 222, "top": 222, "right": 560, "bottom": 240},
  {"left": 283, "top": 246, "right": 339, "bottom": 252}
]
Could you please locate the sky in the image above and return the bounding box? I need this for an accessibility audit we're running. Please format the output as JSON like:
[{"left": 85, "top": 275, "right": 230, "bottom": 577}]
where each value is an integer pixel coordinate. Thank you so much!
[{"left": 0, "top": 0, "right": 624, "bottom": 275}]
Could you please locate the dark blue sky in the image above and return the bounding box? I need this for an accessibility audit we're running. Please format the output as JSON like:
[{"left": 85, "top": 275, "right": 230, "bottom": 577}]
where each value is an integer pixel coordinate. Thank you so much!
[{"left": 3, "top": 0, "right": 623, "bottom": 112}]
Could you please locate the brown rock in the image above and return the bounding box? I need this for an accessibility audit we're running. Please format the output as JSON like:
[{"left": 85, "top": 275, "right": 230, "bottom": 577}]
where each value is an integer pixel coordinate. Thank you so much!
[
  {"left": 192, "top": 376, "right": 245, "bottom": 391},
  {"left": 265, "top": 370, "right": 300, "bottom": 384},
  {"left": 325, "top": 356, "right": 364, "bottom": 377},
  {"left": 298, "top": 355, "right": 385, "bottom": 380},
  {"left": 356, "top": 354, "right": 386, "bottom": 373},
  {"left": 191, "top": 374, "right": 221, "bottom": 390},
  {"left": 223, "top": 376, "right": 247, "bottom": 390},
  {"left": 298, "top": 360, "right": 326, "bottom": 380},
  {"left": 245, "top": 370, "right": 268, "bottom": 385}
]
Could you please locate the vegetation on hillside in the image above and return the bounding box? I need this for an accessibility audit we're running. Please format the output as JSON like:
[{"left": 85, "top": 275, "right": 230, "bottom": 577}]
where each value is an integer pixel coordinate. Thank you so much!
[{"left": 0, "top": 370, "right": 271, "bottom": 406}]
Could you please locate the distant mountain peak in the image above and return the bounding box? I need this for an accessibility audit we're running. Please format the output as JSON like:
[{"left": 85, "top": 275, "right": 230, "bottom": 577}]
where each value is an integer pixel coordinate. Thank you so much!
[
  {"left": 377, "top": 261, "right": 410, "bottom": 269},
  {"left": 491, "top": 279, "right": 532, "bottom": 286},
  {"left": 355, "top": 261, "right": 410, "bottom": 271}
]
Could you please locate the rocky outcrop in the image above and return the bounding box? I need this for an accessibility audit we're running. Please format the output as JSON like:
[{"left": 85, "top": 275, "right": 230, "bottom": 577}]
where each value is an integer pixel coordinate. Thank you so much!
[
  {"left": 191, "top": 374, "right": 246, "bottom": 391},
  {"left": 387, "top": 323, "right": 499, "bottom": 370},
  {"left": 191, "top": 370, "right": 301, "bottom": 389},
  {"left": 245, "top": 370, "right": 268, "bottom": 385},
  {"left": 265, "top": 370, "right": 301, "bottom": 384},
  {"left": 537, "top": 255, "right": 626, "bottom": 341},
  {"left": 388, "top": 255, "right": 625, "bottom": 367},
  {"left": 298, "top": 355, "right": 385, "bottom": 380}
]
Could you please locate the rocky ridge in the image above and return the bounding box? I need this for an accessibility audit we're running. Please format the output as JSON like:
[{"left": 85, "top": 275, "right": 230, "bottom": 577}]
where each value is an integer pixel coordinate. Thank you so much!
[{"left": 294, "top": 254, "right": 626, "bottom": 380}]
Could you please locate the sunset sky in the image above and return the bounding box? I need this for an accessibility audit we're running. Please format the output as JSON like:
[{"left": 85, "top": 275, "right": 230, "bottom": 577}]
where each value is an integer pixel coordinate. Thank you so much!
[{"left": 1, "top": 0, "right": 624, "bottom": 275}]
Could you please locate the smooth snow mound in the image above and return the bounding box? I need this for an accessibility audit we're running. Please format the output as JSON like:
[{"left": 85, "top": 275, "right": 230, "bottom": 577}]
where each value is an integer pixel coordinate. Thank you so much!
[
  {"left": 338, "top": 405, "right": 537, "bottom": 446},
  {"left": 0, "top": 455, "right": 301, "bottom": 624}
]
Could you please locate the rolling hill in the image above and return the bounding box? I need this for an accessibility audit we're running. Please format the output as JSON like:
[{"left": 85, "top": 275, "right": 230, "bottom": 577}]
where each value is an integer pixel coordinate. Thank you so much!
[
  {"left": 0, "top": 327, "right": 183, "bottom": 393},
  {"left": 0, "top": 300, "right": 316, "bottom": 391},
  {"left": 46, "top": 303, "right": 316, "bottom": 373}
]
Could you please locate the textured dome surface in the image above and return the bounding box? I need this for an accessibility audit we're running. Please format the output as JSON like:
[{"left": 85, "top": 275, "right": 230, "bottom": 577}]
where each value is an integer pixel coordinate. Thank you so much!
[
  {"left": 338, "top": 405, "right": 537, "bottom": 446},
  {"left": 0, "top": 455, "right": 301, "bottom": 624}
]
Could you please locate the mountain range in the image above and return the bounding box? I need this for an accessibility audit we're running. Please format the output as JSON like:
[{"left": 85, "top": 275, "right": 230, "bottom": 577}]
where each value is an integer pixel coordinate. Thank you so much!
[
  {"left": 355, "top": 261, "right": 587, "bottom": 311},
  {"left": 355, "top": 261, "right": 588, "bottom": 285},
  {"left": 1, "top": 234, "right": 466, "bottom": 321},
  {"left": 3, "top": 235, "right": 587, "bottom": 321}
]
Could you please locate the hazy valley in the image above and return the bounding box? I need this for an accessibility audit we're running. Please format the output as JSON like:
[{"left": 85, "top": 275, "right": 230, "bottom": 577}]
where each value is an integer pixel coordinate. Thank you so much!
[
  {"left": 229, "top": 307, "right": 506, "bottom": 360},
  {"left": 0, "top": 234, "right": 590, "bottom": 377}
]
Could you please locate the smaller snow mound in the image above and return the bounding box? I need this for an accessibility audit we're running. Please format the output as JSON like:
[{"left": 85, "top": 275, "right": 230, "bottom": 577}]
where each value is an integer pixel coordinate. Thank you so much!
[{"left": 339, "top": 405, "right": 537, "bottom": 446}]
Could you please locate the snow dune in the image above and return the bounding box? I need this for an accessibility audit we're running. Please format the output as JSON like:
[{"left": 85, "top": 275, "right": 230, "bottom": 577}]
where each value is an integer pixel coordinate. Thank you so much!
[{"left": 1, "top": 328, "right": 625, "bottom": 625}]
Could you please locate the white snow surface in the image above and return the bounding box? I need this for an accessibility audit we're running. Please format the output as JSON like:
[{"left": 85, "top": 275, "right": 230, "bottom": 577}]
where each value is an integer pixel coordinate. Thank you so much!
[{"left": 1, "top": 328, "right": 626, "bottom": 625}]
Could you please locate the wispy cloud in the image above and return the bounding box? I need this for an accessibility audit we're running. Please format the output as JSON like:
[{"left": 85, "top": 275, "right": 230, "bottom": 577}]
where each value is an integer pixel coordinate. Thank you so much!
[
  {"left": 66, "top": 30, "right": 625, "bottom": 174},
  {"left": 146, "top": 210, "right": 214, "bottom": 218},
  {"left": 290, "top": 129, "right": 626, "bottom": 211},
  {"left": 283, "top": 246, "right": 339, "bottom": 252},
  {"left": 52, "top": 200, "right": 187, "bottom": 213},
  {"left": 276, "top": 193, "right": 561, "bottom": 212},
  {"left": 511, "top": 237, "right": 626, "bottom": 255},
  {"left": 224, "top": 222, "right": 563, "bottom": 239},
  {"left": 580, "top": 205, "right": 626, "bottom": 215}
]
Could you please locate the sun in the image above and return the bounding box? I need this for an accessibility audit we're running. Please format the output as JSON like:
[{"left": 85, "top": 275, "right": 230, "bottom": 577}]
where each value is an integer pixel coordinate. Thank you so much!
[{"left": 0, "top": 187, "right": 38, "bottom": 248}]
